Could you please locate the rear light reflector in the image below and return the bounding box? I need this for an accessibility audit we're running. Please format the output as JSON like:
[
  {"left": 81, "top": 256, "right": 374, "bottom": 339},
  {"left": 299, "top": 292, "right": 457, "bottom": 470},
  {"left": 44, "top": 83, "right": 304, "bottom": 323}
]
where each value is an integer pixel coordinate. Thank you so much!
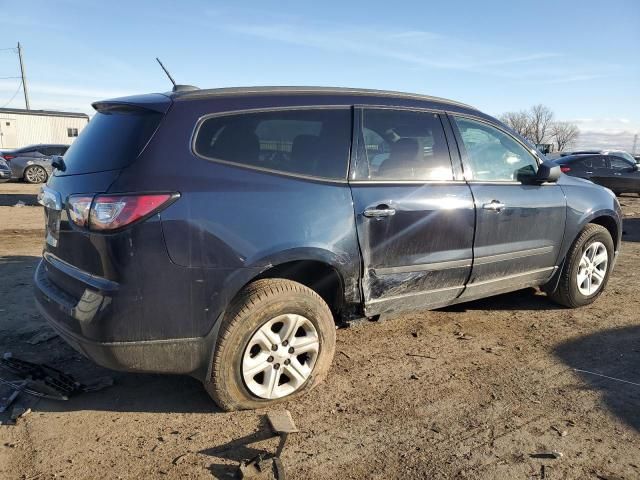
[
  {"left": 67, "top": 195, "right": 93, "bottom": 227},
  {"left": 560, "top": 166, "right": 571, "bottom": 173},
  {"left": 66, "top": 193, "right": 178, "bottom": 231}
]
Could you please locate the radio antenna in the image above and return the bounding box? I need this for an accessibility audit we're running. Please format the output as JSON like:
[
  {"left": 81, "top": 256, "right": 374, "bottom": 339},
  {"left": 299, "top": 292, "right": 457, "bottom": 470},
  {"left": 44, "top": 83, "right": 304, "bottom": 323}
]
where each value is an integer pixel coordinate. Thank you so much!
[{"left": 156, "top": 57, "right": 177, "bottom": 88}]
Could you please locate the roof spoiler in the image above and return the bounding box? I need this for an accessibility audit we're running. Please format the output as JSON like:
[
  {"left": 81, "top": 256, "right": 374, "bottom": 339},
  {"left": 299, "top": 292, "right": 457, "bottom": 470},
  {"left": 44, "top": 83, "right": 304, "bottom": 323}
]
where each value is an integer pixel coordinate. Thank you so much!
[{"left": 92, "top": 93, "right": 173, "bottom": 114}]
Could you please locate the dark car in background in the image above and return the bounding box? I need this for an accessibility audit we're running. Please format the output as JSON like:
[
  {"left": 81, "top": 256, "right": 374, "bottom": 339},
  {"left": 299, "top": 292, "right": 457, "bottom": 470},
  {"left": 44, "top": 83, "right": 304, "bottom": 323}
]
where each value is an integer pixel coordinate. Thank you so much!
[
  {"left": 554, "top": 153, "right": 640, "bottom": 195},
  {"left": 2, "top": 144, "right": 69, "bottom": 183},
  {"left": 34, "top": 87, "right": 622, "bottom": 411},
  {"left": 561, "top": 149, "right": 637, "bottom": 164}
]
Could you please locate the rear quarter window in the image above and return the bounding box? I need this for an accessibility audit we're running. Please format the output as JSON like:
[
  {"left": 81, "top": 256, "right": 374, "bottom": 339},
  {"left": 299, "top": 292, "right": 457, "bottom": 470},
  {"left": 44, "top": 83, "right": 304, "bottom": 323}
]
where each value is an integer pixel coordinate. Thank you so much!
[{"left": 194, "top": 108, "right": 351, "bottom": 180}]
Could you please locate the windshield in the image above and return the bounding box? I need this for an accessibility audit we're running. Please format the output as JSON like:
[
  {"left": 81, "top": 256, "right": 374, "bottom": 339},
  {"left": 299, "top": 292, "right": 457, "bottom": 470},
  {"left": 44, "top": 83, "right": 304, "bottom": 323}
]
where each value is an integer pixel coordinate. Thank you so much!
[{"left": 608, "top": 151, "right": 636, "bottom": 163}]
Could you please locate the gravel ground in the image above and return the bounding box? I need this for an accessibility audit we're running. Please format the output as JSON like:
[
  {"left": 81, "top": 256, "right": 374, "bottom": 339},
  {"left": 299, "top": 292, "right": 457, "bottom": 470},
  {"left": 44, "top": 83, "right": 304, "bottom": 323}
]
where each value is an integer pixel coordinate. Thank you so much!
[{"left": 0, "top": 182, "right": 638, "bottom": 479}]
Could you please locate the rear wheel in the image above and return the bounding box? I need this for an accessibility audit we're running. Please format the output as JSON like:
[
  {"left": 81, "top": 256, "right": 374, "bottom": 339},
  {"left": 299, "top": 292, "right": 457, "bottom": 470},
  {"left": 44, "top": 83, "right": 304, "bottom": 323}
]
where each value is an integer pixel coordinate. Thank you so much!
[
  {"left": 548, "top": 224, "right": 614, "bottom": 308},
  {"left": 23, "top": 165, "right": 48, "bottom": 184},
  {"left": 204, "top": 279, "right": 336, "bottom": 411}
]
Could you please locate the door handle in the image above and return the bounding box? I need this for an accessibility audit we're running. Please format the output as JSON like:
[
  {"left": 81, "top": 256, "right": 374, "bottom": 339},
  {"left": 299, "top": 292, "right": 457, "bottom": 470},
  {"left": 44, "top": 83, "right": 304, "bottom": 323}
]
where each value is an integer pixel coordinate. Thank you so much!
[
  {"left": 482, "top": 200, "right": 506, "bottom": 212},
  {"left": 363, "top": 205, "right": 396, "bottom": 218}
]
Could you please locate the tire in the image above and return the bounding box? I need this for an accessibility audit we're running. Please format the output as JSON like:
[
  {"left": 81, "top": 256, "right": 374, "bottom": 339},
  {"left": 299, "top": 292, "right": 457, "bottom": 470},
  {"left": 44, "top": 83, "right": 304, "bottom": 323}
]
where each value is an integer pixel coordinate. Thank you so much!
[
  {"left": 23, "top": 165, "right": 48, "bottom": 184},
  {"left": 204, "top": 279, "right": 336, "bottom": 411},
  {"left": 548, "top": 224, "right": 614, "bottom": 308}
]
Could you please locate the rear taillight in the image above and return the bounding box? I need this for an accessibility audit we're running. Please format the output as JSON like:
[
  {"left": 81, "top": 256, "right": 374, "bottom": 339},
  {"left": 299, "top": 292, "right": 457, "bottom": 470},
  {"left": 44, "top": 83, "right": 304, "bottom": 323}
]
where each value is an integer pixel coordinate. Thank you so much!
[
  {"left": 3, "top": 155, "right": 14, "bottom": 161},
  {"left": 560, "top": 166, "right": 571, "bottom": 173},
  {"left": 67, "top": 193, "right": 177, "bottom": 231}
]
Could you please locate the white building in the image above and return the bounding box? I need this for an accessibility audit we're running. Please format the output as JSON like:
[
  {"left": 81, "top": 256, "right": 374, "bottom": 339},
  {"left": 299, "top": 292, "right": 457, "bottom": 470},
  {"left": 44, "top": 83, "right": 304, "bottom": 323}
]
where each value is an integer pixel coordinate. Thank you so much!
[{"left": 0, "top": 108, "right": 89, "bottom": 149}]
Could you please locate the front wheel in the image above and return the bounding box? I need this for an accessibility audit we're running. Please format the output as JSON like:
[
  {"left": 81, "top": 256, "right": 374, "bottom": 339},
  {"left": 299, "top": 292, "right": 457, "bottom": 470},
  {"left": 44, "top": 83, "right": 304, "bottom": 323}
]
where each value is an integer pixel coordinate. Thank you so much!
[
  {"left": 548, "top": 224, "right": 614, "bottom": 308},
  {"left": 204, "top": 279, "right": 336, "bottom": 411},
  {"left": 23, "top": 165, "right": 48, "bottom": 184}
]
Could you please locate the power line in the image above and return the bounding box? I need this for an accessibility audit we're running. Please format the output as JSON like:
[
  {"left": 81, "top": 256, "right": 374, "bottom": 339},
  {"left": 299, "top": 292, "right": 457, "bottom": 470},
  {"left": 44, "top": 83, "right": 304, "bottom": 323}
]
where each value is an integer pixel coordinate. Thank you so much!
[
  {"left": 0, "top": 76, "right": 21, "bottom": 80},
  {"left": 0, "top": 80, "right": 24, "bottom": 108}
]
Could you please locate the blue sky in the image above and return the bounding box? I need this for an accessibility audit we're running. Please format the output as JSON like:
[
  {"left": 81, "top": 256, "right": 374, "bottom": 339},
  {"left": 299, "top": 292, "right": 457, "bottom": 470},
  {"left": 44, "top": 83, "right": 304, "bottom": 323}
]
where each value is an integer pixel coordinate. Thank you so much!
[{"left": 0, "top": 0, "right": 638, "bottom": 150}]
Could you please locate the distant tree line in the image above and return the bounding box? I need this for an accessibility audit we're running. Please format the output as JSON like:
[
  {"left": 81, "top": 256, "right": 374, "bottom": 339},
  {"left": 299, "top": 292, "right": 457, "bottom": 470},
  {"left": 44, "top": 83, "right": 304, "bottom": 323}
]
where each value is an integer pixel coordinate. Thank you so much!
[{"left": 499, "top": 104, "right": 579, "bottom": 151}]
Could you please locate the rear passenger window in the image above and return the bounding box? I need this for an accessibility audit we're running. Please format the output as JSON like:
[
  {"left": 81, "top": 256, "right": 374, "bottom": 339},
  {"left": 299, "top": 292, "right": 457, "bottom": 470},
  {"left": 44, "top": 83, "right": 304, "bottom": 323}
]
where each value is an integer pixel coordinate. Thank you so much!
[
  {"left": 577, "top": 156, "right": 606, "bottom": 169},
  {"left": 194, "top": 109, "right": 351, "bottom": 180},
  {"left": 353, "top": 109, "right": 453, "bottom": 181}
]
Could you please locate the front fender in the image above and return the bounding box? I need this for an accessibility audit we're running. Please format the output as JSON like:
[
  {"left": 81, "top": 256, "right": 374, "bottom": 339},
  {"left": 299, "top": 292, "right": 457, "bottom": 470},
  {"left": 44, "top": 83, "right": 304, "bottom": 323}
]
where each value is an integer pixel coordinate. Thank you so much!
[{"left": 559, "top": 177, "right": 622, "bottom": 262}]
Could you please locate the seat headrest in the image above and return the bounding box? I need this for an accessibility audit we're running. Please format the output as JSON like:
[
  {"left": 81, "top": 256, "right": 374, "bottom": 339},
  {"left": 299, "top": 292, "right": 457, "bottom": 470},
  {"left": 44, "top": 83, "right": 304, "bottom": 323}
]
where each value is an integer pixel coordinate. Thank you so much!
[
  {"left": 291, "top": 135, "right": 320, "bottom": 159},
  {"left": 390, "top": 138, "right": 421, "bottom": 163},
  {"left": 210, "top": 126, "right": 260, "bottom": 164}
]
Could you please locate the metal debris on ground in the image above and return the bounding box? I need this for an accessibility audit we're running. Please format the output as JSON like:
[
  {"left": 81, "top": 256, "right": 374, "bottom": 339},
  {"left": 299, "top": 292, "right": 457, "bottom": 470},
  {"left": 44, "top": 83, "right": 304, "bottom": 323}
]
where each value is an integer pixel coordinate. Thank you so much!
[
  {"left": 551, "top": 425, "right": 568, "bottom": 437},
  {"left": 0, "top": 380, "right": 27, "bottom": 413},
  {"left": 26, "top": 329, "right": 58, "bottom": 345},
  {"left": 0, "top": 353, "right": 113, "bottom": 410},
  {"left": 239, "top": 453, "right": 283, "bottom": 480},
  {"left": 10, "top": 406, "right": 30, "bottom": 421},
  {"left": 237, "top": 410, "right": 298, "bottom": 480},
  {"left": 530, "top": 451, "right": 563, "bottom": 459},
  {"left": 454, "top": 331, "right": 474, "bottom": 340}
]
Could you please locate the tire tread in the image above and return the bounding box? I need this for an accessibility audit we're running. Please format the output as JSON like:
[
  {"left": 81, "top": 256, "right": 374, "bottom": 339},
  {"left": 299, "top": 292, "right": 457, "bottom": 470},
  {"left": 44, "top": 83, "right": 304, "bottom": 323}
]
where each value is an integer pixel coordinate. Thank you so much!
[{"left": 205, "top": 278, "right": 334, "bottom": 410}]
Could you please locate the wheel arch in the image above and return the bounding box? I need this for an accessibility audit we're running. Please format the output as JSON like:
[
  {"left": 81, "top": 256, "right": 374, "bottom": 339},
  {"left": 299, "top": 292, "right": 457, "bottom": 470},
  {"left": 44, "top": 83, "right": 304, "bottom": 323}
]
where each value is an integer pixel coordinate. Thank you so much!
[
  {"left": 545, "top": 209, "right": 621, "bottom": 296},
  {"left": 588, "top": 214, "right": 620, "bottom": 250}
]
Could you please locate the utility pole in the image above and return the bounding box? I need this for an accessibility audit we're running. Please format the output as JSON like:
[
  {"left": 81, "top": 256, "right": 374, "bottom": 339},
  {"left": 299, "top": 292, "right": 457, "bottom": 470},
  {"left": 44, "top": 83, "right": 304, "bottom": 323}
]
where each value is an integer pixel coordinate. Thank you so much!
[{"left": 17, "top": 42, "right": 30, "bottom": 110}]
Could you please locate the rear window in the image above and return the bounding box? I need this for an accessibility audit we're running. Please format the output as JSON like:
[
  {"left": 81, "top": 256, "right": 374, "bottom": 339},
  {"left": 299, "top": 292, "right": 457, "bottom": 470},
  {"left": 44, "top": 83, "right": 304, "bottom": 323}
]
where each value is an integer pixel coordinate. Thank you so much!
[
  {"left": 194, "top": 109, "right": 351, "bottom": 180},
  {"left": 59, "top": 108, "right": 162, "bottom": 176}
]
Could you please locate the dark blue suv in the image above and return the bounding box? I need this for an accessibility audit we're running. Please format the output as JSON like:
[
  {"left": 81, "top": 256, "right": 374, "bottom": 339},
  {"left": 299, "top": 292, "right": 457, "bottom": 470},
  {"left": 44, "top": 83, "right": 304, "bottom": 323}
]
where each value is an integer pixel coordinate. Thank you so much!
[{"left": 34, "top": 87, "right": 622, "bottom": 410}]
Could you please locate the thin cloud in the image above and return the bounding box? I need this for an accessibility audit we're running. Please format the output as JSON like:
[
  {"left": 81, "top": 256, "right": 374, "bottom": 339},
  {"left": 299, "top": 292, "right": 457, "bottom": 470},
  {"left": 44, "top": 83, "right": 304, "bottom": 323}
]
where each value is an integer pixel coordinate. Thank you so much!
[
  {"left": 0, "top": 81, "right": 130, "bottom": 100},
  {"left": 540, "top": 74, "right": 607, "bottom": 84},
  {"left": 226, "top": 23, "right": 561, "bottom": 74}
]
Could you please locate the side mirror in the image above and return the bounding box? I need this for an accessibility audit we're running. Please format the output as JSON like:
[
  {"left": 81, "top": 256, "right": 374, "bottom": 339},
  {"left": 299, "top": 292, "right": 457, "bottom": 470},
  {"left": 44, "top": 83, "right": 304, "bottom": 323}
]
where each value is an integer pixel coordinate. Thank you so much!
[
  {"left": 534, "top": 160, "right": 561, "bottom": 183},
  {"left": 51, "top": 155, "right": 65, "bottom": 172}
]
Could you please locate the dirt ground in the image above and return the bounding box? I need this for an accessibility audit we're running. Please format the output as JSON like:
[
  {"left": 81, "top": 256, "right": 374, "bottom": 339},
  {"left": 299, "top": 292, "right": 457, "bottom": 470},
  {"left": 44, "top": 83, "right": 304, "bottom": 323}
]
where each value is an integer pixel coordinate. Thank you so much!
[{"left": 0, "top": 182, "right": 638, "bottom": 480}]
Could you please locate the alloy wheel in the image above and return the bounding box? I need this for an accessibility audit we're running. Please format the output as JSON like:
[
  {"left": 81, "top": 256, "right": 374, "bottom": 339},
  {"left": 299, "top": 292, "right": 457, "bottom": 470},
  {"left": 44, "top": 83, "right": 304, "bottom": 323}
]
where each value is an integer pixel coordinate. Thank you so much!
[
  {"left": 242, "top": 313, "right": 319, "bottom": 399},
  {"left": 577, "top": 241, "right": 608, "bottom": 296},
  {"left": 26, "top": 166, "right": 46, "bottom": 183}
]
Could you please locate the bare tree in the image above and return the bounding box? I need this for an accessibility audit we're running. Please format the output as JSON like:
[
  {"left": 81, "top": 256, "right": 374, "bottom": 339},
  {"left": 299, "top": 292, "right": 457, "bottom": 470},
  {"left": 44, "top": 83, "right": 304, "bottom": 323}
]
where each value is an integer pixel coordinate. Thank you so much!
[
  {"left": 499, "top": 111, "right": 532, "bottom": 139},
  {"left": 529, "top": 104, "right": 554, "bottom": 144},
  {"left": 551, "top": 121, "right": 579, "bottom": 151}
]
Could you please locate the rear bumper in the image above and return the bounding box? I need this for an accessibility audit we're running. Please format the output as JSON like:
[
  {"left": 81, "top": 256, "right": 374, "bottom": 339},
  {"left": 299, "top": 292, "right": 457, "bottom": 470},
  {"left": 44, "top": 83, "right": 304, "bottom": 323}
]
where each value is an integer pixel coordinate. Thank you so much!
[{"left": 34, "top": 258, "right": 216, "bottom": 380}]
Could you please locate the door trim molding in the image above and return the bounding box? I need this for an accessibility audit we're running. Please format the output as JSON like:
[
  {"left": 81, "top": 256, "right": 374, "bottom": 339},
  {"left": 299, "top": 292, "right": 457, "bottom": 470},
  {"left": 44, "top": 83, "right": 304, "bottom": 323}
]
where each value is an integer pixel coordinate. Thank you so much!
[
  {"left": 366, "top": 283, "right": 464, "bottom": 305},
  {"left": 371, "top": 246, "right": 553, "bottom": 276},
  {"left": 466, "top": 266, "right": 555, "bottom": 287},
  {"left": 373, "top": 258, "right": 472, "bottom": 275},
  {"left": 364, "top": 265, "right": 556, "bottom": 311},
  {"left": 473, "top": 246, "right": 554, "bottom": 266}
]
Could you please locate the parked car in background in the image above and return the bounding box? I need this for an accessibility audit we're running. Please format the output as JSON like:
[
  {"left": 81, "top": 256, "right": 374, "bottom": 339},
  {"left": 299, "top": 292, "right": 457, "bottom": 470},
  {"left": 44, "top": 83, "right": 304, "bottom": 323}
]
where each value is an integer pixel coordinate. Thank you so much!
[
  {"left": 34, "top": 86, "right": 622, "bottom": 411},
  {"left": 2, "top": 144, "right": 69, "bottom": 184},
  {"left": 0, "top": 157, "right": 11, "bottom": 183},
  {"left": 561, "top": 149, "right": 637, "bottom": 164},
  {"left": 554, "top": 154, "right": 640, "bottom": 195}
]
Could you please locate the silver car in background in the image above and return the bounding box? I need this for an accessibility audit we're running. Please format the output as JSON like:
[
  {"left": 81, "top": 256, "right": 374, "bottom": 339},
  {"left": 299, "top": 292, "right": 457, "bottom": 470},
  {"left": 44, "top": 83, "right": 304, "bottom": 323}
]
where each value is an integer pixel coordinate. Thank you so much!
[
  {"left": 2, "top": 144, "right": 69, "bottom": 184},
  {"left": 0, "top": 157, "right": 11, "bottom": 183}
]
